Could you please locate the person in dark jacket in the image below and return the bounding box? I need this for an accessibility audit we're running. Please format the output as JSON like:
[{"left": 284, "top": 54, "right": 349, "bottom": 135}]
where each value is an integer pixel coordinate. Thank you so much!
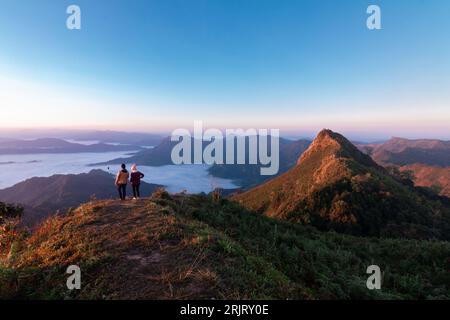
[
  {"left": 115, "top": 163, "right": 129, "bottom": 200},
  {"left": 130, "top": 164, "right": 145, "bottom": 199}
]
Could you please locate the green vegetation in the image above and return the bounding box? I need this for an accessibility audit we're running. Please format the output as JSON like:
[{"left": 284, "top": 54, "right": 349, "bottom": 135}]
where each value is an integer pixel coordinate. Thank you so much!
[
  {"left": 0, "top": 202, "right": 24, "bottom": 260},
  {"left": 285, "top": 170, "right": 450, "bottom": 240},
  {"left": 2, "top": 194, "right": 448, "bottom": 300},
  {"left": 234, "top": 130, "right": 450, "bottom": 241},
  {"left": 176, "top": 195, "right": 450, "bottom": 299}
]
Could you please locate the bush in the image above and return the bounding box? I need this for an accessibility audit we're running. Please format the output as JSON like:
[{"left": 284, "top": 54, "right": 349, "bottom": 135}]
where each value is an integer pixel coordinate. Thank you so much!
[
  {"left": 151, "top": 187, "right": 172, "bottom": 200},
  {"left": 0, "top": 202, "right": 23, "bottom": 224}
]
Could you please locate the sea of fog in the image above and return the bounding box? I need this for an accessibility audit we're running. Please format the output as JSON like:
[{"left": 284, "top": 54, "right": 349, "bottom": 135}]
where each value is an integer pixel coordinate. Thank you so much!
[{"left": 0, "top": 151, "right": 237, "bottom": 193}]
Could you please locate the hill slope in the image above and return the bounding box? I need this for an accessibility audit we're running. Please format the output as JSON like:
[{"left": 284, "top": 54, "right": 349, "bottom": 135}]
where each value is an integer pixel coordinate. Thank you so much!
[
  {"left": 234, "top": 129, "right": 450, "bottom": 240},
  {"left": 357, "top": 138, "right": 450, "bottom": 198},
  {"left": 208, "top": 138, "right": 311, "bottom": 188},
  {"left": 399, "top": 164, "right": 450, "bottom": 198},
  {"left": 1, "top": 194, "right": 449, "bottom": 299},
  {"left": 365, "top": 137, "right": 450, "bottom": 166},
  {"left": 0, "top": 170, "right": 162, "bottom": 227}
]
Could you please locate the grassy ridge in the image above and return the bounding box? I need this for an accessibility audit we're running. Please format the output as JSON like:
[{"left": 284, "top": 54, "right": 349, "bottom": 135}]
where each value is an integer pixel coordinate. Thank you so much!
[
  {"left": 175, "top": 195, "right": 450, "bottom": 299},
  {"left": 1, "top": 194, "right": 449, "bottom": 299}
]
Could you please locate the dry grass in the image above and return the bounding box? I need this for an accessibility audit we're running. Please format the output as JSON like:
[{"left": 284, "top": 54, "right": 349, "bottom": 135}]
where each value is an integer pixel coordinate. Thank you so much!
[
  {"left": 2, "top": 193, "right": 449, "bottom": 300},
  {"left": 2, "top": 198, "right": 228, "bottom": 299}
]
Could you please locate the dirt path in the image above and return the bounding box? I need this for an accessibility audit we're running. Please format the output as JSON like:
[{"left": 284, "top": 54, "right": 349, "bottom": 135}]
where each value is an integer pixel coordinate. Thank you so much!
[{"left": 53, "top": 198, "right": 220, "bottom": 299}]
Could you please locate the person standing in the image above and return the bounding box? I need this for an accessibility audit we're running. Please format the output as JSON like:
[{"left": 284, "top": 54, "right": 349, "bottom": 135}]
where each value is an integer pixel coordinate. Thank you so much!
[
  {"left": 130, "top": 164, "right": 145, "bottom": 200},
  {"left": 115, "top": 163, "right": 129, "bottom": 200}
]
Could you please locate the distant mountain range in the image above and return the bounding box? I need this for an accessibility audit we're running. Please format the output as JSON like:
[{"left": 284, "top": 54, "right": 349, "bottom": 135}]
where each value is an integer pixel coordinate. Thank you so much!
[
  {"left": 66, "top": 130, "right": 163, "bottom": 146},
  {"left": 234, "top": 129, "right": 450, "bottom": 240},
  {"left": 0, "top": 169, "right": 162, "bottom": 227},
  {"left": 0, "top": 138, "right": 143, "bottom": 155},
  {"left": 96, "top": 136, "right": 312, "bottom": 189},
  {"left": 357, "top": 137, "right": 450, "bottom": 197},
  {"left": 96, "top": 136, "right": 177, "bottom": 166},
  {"left": 358, "top": 137, "right": 450, "bottom": 166},
  {"left": 0, "top": 129, "right": 164, "bottom": 146}
]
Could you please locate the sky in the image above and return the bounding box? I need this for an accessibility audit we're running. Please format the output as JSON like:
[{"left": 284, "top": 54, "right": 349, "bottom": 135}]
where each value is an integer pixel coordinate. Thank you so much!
[{"left": 0, "top": 0, "right": 449, "bottom": 140}]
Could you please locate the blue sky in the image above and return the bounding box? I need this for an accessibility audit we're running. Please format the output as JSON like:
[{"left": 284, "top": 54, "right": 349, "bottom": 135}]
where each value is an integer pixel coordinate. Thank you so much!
[{"left": 0, "top": 0, "right": 449, "bottom": 140}]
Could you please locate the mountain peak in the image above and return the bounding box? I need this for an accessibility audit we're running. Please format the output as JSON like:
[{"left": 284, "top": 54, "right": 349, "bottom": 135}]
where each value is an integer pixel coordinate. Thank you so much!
[
  {"left": 297, "top": 129, "right": 378, "bottom": 168},
  {"left": 234, "top": 129, "right": 450, "bottom": 240},
  {"left": 316, "top": 128, "right": 339, "bottom": 139}
]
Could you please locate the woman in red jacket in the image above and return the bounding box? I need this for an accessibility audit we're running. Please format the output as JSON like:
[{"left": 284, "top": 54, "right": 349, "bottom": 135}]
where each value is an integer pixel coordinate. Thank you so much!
[{"left": 130, "top": 164, "right": 145, "bottom": 200}]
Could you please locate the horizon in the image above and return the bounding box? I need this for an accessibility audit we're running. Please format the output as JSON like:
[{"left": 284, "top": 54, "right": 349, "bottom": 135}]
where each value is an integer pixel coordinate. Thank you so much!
[
  {"left": 1, "top": 0, "right": 449, "bottom": 139},
  {"left": 0, "top": 126, "right": 449, "bottom": 143}
]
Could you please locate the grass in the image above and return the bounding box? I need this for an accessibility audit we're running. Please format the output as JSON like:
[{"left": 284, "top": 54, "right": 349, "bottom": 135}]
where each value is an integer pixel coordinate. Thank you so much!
[
  {"left": 1, "top": 194, "right": 449, "bottom": 300},
  {"left": 174, "top": 195, "right": 450, "bottom": 299}
]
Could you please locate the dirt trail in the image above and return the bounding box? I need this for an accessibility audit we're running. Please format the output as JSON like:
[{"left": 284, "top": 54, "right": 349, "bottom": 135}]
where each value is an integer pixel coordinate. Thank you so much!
[
  {"left": 19, "top": 198, "right": 220, "bottom": 299},
  {"left": 73, "top": 199, "right": 216, "bottom": 299}
]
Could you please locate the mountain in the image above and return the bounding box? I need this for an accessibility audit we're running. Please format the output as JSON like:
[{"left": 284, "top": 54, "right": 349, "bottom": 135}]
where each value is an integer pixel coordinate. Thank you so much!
[
  {"left": 234, "top": 129, "right": 450, "bottom": 240},
  {"left": 99, "top": 136, "right": 311, "bottom": 189},
  {"left": 361, "top": 137, "right": 450, "bottom": 166},
  {"left": 356, "top": 138, "right": 450, "bottom": 198},
  {"left": 66, "top": 130, "right": 163, "bottom": 146},
  {"left": 0, "top": 130, "right": 164, "bottom": 146},
  {"left": 0, "top": 170, "right": 162, "bottom": 227},
  {"left": 97, "top": 136, "right": 176, "bottom": 166},
  {"left": 0, "top": 138, "right": 143, "bottom": 155},
  {"left": 399, "top": 164, "right": 450, "bottom": 197},
  {"left": 208, "top": 138, "right": 311, "bottom": 188},
  {"left": 1, "top": 194, "right": 449, "bottom": 299}
]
